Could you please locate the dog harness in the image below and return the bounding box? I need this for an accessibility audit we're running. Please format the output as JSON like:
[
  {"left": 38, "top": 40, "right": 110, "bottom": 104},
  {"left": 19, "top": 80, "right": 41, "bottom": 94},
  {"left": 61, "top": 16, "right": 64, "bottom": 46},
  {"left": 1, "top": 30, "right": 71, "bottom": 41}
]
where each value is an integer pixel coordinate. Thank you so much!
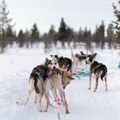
[
  {"left": 32, "top": 67, "right": 61, "bottom": 80},
  {"left": 32, "top": 69, "right": 45, "bottom": 79}
]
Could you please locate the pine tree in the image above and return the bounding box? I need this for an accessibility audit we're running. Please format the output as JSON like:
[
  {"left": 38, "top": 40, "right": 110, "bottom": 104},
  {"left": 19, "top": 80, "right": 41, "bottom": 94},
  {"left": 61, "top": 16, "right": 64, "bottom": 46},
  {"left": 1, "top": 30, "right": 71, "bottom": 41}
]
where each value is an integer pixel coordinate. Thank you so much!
[
  {"left": 43, "top": 25, "right": 56, "bottom": 53},
  {"left": 99, "top": 21, "right": 105, "bottom": 49},
  {"left": 47, "top": 25, "right": 56, "bottom": 43},
  {"left": 58, "top": 18, "right": 68, "bottom": 45},
  {"left": 24, "top": 29, "right": 31, "bottom": 48},
  {"left": 82, "top": 27, "right": 92, "bottom": 49},
  {"left": 107, "top": 24, "right": 114, "bottom": 49},
  {"left": 94, "top": 21, "right": 105, "bottom": 49},
  {"left": 0, "top": 0, "right": 12, "bottom": 40},
  {"left": 0, "top": 0, "right": 14, "bottom": 53},
  {"left": 31, "top": 23, "right": 40, "bottom": 44},
  {"left": 17, "top": 29, "right": 25, "bottom": 48},
  {"left": 5, "top": 25, "right": 15, "bottom": 46},
  {"left": 78, "top": 28, "right": 83, "bottom": 42},
  {"left": 112, "top": 1, "right": 120, "bottom": 47}
]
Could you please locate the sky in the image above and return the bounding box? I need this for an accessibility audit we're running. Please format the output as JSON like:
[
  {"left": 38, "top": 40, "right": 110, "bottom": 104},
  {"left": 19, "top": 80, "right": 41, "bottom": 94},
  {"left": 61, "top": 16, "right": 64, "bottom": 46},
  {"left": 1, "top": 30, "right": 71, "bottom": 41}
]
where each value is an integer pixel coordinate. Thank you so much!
[{"left": 4, "top": 0, "right": 116, "bottom": 33}]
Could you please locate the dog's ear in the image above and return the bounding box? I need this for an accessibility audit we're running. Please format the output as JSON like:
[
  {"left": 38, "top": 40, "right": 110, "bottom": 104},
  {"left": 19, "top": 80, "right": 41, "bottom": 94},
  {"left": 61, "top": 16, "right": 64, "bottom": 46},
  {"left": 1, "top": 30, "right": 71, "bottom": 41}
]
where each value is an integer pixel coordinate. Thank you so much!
[
  {"left": 45, "top": 57, "right": 49, "bottom": 62},
  {"left": 46, "top": 57, "right": 48, "bottom": 61},
  {"left": 94, "top": 53, "right": 97, "bottom": 57},
  {"left": 89, "top": 53, "right": 97, "bottom": 61},
  {"left": 55, "top": 55, "right": 58, "bottom": 59},
  {"left": 80, "top": 51, "right": 85, "bottom": 55},
  {"left": 50, "top": 55, "right": 53, "bottom": 58},
  {"left": 91, "top": 53, "right": 97, "bottom": 58}
]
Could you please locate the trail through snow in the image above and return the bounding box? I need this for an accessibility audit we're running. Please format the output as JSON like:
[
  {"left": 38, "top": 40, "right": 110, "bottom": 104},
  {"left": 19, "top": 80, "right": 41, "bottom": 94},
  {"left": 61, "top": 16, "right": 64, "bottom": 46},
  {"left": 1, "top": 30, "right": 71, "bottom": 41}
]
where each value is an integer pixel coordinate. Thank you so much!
[{"left": 0, "top": 48, "right": 120, "bottom": 120}]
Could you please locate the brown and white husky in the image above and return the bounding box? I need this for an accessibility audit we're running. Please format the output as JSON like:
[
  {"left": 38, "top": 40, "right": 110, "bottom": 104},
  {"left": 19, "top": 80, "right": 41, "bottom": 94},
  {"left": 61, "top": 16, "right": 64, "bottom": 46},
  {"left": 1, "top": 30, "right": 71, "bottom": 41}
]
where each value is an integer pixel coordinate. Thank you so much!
[{"left": 25, "top": 58, "right": 74, "bottom": 114}]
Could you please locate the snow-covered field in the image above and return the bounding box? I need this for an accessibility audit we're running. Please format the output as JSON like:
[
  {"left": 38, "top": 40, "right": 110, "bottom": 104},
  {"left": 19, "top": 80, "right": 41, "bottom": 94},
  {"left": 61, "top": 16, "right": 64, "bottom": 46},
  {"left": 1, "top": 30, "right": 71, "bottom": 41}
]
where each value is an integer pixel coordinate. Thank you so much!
[{"left": 0, "top": 45, "right": 120, "bottom": 120}]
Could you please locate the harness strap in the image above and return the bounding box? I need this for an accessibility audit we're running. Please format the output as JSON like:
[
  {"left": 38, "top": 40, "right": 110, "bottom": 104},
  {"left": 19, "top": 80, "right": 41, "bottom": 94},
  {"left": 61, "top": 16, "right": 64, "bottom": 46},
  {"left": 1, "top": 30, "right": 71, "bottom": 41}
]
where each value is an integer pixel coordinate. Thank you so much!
[
  {"left": 32, "top": 69, "right": 45, "bottom": 79},
  {"left": 33, "top": 68, "right": 53, "bottom": 80},
  {"left": 90, "top": 64, "right": 101, "bottom": 74}
]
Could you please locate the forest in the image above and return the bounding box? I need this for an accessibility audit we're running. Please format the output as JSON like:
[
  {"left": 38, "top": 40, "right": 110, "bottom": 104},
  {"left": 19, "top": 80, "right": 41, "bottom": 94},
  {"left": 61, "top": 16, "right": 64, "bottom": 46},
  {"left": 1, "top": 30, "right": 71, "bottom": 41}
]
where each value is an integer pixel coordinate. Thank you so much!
[{"left": 0, "top": 0, "right": 120, "bottom": 53}]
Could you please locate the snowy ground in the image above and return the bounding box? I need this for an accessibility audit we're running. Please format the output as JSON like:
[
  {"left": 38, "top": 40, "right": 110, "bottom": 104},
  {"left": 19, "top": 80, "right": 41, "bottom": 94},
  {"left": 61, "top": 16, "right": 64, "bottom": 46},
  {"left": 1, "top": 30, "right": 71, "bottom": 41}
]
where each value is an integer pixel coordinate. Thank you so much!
[{"left": 0, "top": 46, "right": 120, "bottom": 120}]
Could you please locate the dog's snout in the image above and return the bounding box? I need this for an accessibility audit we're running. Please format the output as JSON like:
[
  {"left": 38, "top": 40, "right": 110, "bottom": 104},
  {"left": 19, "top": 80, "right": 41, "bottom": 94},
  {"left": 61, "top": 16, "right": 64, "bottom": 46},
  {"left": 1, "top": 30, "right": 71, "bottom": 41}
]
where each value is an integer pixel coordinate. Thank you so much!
[
  {"left": 63, "top": 86, "right": 66, "bottom": 89},
  {"left": 85, "top": 61, "right": 88, "bottom": 64},
  {"left": 53, "top": 66, "right": 56, "bottom": 70}
]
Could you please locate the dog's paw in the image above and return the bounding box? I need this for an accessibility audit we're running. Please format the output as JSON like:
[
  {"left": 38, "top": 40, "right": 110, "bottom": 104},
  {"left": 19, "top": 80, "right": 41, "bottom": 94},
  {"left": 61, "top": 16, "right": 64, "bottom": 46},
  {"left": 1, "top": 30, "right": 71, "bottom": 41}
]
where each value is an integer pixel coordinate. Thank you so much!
[
  {"left": 66, "top": 111, "right": 70, "bottom": 114},
  {"left": 43, "top": 110, "right": 48, "bottom": 112},
  {"left": 93, "top": 90, "right": 96, "bottom": 92},
  {"left": 58, "top": 102, "right": 62, "bottom": 105},
  {"left": 38, "top": 110, "right": 42, "bottom": 112}
]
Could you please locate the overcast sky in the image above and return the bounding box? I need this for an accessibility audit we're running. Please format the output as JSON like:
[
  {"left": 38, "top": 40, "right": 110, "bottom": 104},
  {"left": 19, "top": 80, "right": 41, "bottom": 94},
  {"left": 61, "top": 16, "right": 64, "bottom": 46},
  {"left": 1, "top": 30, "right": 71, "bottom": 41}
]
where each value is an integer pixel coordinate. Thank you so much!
[{"left": 5, "top": 0, "right": 116, "bottom": 33}]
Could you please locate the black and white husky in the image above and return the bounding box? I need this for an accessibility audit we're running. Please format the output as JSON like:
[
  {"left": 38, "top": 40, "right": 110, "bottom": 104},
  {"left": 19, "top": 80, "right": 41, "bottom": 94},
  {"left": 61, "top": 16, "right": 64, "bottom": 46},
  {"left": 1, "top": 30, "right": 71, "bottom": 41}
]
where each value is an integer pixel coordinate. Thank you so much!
[
  {"left": 50, "top": 55, "right": 72, "bottom": 73},
  {"left": 85, "top": 56, "right": 108, "bottom": 92}
]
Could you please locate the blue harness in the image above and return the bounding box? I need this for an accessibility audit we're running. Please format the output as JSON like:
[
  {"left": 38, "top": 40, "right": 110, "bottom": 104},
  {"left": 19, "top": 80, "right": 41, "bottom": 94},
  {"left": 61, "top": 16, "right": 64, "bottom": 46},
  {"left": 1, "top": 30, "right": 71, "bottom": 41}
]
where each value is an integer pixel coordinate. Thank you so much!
[{"left": 32, "top": 69, "right": 51, "bottom": 80}]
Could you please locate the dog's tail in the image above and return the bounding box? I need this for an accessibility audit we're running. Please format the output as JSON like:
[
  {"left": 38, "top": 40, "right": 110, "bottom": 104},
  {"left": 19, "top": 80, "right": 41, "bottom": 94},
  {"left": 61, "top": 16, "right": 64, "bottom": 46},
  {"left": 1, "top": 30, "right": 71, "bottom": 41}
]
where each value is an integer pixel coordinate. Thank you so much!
[
  {"left": 24, "top": 75, "right": 36, "bottom": 106},
  {"left": 93, "top": 53, "right": 97, "bottom": 59},
  {"left": 30, "top": 73, "right": 45, "bottom": 95},
  {"left": 29, "top": 76, "right": 35, "bottom": 90},
  {"left": 101, "top": 66, "right": 107, "bottom": 81}
]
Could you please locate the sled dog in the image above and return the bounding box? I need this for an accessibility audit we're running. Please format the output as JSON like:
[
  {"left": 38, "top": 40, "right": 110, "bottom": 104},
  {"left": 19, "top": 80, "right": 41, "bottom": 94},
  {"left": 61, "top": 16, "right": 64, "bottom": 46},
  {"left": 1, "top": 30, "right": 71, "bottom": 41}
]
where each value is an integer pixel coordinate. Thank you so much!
[
  {"left": 25, "top": 58, "right": 73, "bottom": 113},
  {"left": 50, "top": 55, "right": 72, "bottom": 73},
  {"left": 86, "top": 56, "right": 108, "bottom": 92}
]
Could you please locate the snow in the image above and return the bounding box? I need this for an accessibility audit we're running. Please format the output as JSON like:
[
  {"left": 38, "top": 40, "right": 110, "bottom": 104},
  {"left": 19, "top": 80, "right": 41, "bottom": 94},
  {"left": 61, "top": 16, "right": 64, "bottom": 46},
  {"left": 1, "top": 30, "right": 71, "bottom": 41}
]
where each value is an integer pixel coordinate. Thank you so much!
[{"left": 0, "top": 46, "right": 120, "bottom": 120}]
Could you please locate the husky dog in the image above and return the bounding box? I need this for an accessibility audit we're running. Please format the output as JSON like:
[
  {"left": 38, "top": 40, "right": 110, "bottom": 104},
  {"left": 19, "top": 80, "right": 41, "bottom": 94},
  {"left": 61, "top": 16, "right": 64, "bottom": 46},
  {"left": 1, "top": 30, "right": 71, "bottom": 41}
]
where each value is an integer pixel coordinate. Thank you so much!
[
  {"left": 85, "top": 53, "right": 97, "bottom": 64},
  {"left": 72, "top": 51, "right": 97, "bottom": 64},
  {"left": 49, "top": 69, "right": 74, "bottom": 113},
  {"left": 25, "top": 58, "right": 52, "bottom": 107},
  {"left": 80, "top": 51, "right": 97, "bottom": 63},
  {"left": 50, "top": 55, "right": 72, "bottom": 73},
  {"left": 25, "top": 58, "right": 73, "bottom": 114},
  {"left": 86, "top": 56, "right": 108, "bottom": 92}
]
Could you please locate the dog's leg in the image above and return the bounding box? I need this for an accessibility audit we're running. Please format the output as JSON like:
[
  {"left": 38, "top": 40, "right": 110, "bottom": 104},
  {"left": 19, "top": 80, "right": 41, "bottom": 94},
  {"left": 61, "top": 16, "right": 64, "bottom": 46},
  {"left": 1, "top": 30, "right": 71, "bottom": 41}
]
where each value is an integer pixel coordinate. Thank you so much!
[
  {"left": 25, "top": 78, "right": 35, "bottom": 105},
  {"left": 36, "top": 93, "right": 42, "bottom": 112},
  {"left": 51, "top": 87, "right": 57, "bottom": 99},
  {"left": 70, "top": 69, "right": 72, "bottom": 75},
  {"left": 51, "top": 88, "right": 61, "bottom": 104},
  {"left": 34, "top": 94, "right": 37, "bottom": 104},
  {"left": 105, "top": 77, "right": 108, "bottom": 91},
  {"left": 59, "top": 91, "right": 64, "bottom": 104},
  {"left": 94, "top": 76, "right": 99, "bottom": 92},
  {"left": 43, "top": 92, "right": 50, "bottom": 112},
  {"left": 88, "top": 74, "right": 92, "bottom": 90},
  {"left": 59, "top": 90, "right": 69, "bottom": 114}
]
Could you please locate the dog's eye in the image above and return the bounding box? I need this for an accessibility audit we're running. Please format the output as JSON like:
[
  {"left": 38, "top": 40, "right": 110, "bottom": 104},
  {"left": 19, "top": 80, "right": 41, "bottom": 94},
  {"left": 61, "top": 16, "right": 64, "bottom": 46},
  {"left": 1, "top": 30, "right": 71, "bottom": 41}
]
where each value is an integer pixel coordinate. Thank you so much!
[
  {"left": 67, "top": 82, "right": 70, "bottom": 84},
  {"left": 48, "top": 60, "right": 51, "bottom": 63}
]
